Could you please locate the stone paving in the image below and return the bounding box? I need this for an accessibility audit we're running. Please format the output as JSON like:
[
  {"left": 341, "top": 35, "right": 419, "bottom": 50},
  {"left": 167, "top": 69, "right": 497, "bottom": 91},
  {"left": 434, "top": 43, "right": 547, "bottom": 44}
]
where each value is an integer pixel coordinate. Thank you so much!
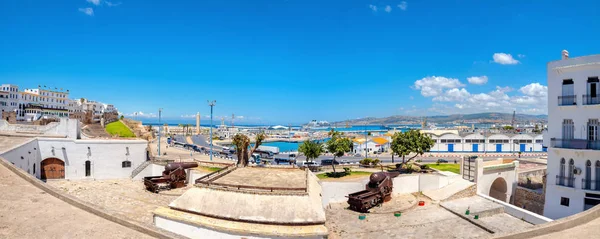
[
  {"left": 0, "top": 162, "right": 154, "bottom": 239},
  {"left": 326, "top": 200, "right": 492, "bottom": 239},
  {"left": 213, "top": 167, "right": 307, "bottom": 188},
  {"left": 48, "top": 178, "right": 188, "bottom": 227}
]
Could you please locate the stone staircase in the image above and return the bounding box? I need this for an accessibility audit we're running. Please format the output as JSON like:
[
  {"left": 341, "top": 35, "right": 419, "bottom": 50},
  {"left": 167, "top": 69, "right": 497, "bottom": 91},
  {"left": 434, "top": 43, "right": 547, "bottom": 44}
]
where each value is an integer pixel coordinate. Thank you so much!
[{"left": 130, "top": 160, "right": 152, "bottom": 178}]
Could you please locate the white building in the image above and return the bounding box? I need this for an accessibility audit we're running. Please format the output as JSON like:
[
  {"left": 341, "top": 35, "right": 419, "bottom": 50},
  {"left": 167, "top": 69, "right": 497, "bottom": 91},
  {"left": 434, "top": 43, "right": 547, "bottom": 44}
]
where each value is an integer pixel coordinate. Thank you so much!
[
  {"left": 543, "top": 51, "right": 600, "bottom": 219},
  {"left": 0, "top": 84, "right": 19, "bottom": 118},
  {"left": 352, "top": 137, "right": 390, "bottom": 155},
  {"left": 0, "top": 118, "right": 148, "bottom": 180},
  {"left": 0, "top": 84, "right": 117, "bottom": 123},
  {"left": 425, "top": 132, "right": 543, "bottom": 153},
  {"left": 20, "top": 87, "right": 70, "bottom": 121}
]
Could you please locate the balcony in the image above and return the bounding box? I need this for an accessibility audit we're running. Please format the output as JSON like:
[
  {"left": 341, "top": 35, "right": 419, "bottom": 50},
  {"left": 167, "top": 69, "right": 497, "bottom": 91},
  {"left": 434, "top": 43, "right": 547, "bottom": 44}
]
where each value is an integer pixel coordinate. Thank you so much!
[
  {"left": 558, "top": 95, "right": 577, "bottom": 106},
  {"left": 551, "top": 138, "right": 600, "bottom": 150},
  {"left": 581, "top": 179, "right": 600, "bottom": 191},
  {"left": 583, "top": 95, "right": 600, "bottom": 105},
  {"left": 556, "top": 175, "right": 575, "bottom": 187}
]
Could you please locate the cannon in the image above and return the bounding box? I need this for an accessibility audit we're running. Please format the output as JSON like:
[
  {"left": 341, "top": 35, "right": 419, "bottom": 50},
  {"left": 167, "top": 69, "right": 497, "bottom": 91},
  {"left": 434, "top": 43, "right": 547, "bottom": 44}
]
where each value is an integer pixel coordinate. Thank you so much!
[
  {"left": 144, "top": 162, "right": 198, "bottom": 193},
  {"left": 347, "top": 171, "right": 400, "bottom": 212}
]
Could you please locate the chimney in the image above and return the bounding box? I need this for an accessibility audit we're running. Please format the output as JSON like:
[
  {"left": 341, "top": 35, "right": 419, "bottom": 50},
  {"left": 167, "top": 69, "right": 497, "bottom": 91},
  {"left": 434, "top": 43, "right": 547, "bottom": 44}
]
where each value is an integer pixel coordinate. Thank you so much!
[{"left": 562, "top": 50, "right": 569, "bottom": 60}]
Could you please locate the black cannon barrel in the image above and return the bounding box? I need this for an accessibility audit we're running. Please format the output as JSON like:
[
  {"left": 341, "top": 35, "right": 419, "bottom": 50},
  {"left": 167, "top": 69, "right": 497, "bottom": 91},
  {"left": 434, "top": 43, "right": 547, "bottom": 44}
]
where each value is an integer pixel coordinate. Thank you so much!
[
  {"left": 369, "top": 171, "right": 400, "bottom": 184},
  {"left": 165, "top": 162, "right": 198, "bottom": 172}
]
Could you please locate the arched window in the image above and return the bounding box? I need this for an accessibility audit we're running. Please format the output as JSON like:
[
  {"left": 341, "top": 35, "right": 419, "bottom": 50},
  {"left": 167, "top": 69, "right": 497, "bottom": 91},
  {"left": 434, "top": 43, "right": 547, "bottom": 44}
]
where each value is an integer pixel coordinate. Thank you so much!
[
  {"left": 122, "top": 161, "right": 131, "bottom": 168},
  {"left": 585, "top": 160, "right": 592, "bottom": 189},
  {"left": 85, "top": 160, "right": 91, "bottom": 177},
  {"left": 568, "top": 159, "right": 575, "bottom": 187},
  {"left": 559, "top": 158, "right": 566, "bottom": 186}
]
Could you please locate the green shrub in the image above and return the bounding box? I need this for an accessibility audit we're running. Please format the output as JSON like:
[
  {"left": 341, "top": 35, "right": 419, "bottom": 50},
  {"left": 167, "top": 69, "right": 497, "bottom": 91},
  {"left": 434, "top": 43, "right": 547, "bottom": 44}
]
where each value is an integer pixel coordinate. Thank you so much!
[
  {"left": 372, "top": 158, "right": 381, "bottom": 165},
  {"left": 360, "top": 158, "right": 373, "bottom": 165},
  {"left": 421, "top": 164, "right": 430, "bottom": 170}
]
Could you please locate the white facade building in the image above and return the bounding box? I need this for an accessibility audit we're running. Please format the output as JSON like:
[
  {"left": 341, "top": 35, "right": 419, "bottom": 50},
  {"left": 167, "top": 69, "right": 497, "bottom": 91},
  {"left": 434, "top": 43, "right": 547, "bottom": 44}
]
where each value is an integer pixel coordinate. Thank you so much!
[
  {"left": 543, "top": 51, "right": 600, "bottom": 219},
  {"left": 0, "top": 84, "right": 117, "bottom": 123},
  {"left": 426, "top": 132, "right": 544, "bottom": 153},
  {"left": 0, "top": 84, "right": 19, "bottom": 118}
]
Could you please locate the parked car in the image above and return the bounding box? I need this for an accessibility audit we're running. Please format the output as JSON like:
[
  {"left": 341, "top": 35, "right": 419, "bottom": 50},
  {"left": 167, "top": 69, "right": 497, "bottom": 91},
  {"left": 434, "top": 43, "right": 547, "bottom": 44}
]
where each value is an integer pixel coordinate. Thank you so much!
[
  {"left": 321, "top": 159, "right": 340, "bottom": 165},
  {"left": 437, "top": 159, "right": 449, "bottom": 163},
  {"left": 301, "top": 161, "right": 320, "bottom": 167},
  {"left": 340, "top": 159, "right": 350, "bottom": 164}
]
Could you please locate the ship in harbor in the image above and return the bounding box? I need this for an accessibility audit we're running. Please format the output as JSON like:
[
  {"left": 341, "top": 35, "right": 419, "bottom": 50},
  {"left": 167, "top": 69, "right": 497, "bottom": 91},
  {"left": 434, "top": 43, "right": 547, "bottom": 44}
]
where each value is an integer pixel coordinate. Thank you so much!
[{"left": 302, "top": 120, "right": 331, "bottom": 130}]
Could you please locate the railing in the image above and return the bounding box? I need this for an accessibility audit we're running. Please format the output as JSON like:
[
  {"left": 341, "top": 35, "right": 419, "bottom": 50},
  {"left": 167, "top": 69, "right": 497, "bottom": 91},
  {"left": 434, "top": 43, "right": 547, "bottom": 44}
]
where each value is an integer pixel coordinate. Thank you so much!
[
  {"left": 581, "top": 179, "right": 600, "bottom": 191},
  {"left": 551, "top": 138, "right": 600, "bottom": 150},
  {"left": 558, "top": 95, "right": 577, "bottom": 106},
  {"left": 583, "top": 95, "right": 600, "bottom": 105},
  {"left": 195, "top": 181, "right": 307, "bottom": 192},
  {"left": 556, "top": 175, "right": 575, "bottom": 187}
]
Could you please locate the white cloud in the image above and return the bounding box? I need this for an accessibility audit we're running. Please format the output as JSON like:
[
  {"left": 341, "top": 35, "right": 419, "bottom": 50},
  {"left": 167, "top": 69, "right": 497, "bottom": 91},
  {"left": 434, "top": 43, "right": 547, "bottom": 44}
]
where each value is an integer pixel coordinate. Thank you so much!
[
  {"left": 518, "top": 54, "right": 526, "bottom": 58},
  {"left": 106, "top": 1, "right": 122, "bottom": 7},
  {"left": 78, "top": 8, "right": 94, "bottom": 16},
  {"left": 467, "top": 76, "right": 488, "bottom": 85},
  {"left": 86, "top": 0, "right": 101, "bottom": 5},
  {"left": 398, "top": 1, "right": 407, "bottom": 11},
  {"left": 385, "top": 5, "right": 392, "bottom": 13},
  {"left": 409, "top": 96, "right": 414, "bottom": 100},
  {"left": 493, "top": 53, "right": 519, "bottom": 65},
  {"left": 413, "top": 76, "right": 464, "bottom": 97},
  {"left": 369, "top": 5, "right": 377, "bottom": 12},
  {"left": 519, "top": 83, "right": 547, "bottom": 97},
  {"left": 125, "top": 111, "right": 157, "bottom": 118},
  {"left": 418, "top": 81, "right": 548, "bottom": 115},
  {"left": 433, "top": 88, "right": 470, "bottom": 102}
]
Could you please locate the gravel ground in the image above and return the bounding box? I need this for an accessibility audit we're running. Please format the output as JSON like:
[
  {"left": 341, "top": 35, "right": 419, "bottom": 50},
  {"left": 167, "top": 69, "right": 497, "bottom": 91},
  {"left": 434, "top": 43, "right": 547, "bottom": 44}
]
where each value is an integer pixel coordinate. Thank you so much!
[{"left": 47, "top": 178, "right": 189, "bottom": 227}]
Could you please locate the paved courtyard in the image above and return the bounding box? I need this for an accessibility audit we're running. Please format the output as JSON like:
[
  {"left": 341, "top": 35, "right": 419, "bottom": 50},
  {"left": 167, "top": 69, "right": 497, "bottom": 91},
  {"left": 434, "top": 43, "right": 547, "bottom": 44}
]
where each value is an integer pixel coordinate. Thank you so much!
[
  {"left": 213, "top": 167, "right": 307, "bottom": 188},
  {"left": 0, "top": 162, "right": 154, "bottom": 239},
  {"left": 48, "top": 178, "right": 188, "bottom": 227}
]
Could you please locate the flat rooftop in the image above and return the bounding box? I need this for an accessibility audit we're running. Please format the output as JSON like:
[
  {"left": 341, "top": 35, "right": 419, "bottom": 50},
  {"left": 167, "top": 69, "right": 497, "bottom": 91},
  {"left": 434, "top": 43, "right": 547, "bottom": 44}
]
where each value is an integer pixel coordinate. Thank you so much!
[
  {"left": 0, "top": 136, "right": 33, "bottom": 153},
  {"left": 212, "top": 167, "right": 307, "bottom": 189}
]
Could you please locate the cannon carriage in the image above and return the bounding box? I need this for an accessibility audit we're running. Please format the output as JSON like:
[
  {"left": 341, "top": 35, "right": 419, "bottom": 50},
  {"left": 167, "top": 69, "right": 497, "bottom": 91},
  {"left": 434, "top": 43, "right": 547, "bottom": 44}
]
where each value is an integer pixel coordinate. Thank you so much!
[
  {"left": 144, "top": 162, "right": 198, "bottom": 193},
  {"left": 347, "top": 171, "right": 400, "bottom": 212}
]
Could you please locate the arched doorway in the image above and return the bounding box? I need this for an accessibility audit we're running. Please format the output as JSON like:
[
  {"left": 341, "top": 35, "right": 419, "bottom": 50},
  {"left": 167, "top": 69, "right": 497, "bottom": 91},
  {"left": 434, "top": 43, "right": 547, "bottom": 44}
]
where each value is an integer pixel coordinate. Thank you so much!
[
  {"left": 489, "top": 177, "right": 508, "bottom": 202},
  {"left": 40, "top": 158, "right": 65, "bottom": 180}
]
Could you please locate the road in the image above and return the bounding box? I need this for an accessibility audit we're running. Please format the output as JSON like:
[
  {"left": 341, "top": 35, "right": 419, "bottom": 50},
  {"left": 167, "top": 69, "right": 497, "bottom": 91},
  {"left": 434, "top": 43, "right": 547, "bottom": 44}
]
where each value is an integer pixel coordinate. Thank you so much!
[{"left": 170, "top": 133, "right": 544, "bottom": 165}]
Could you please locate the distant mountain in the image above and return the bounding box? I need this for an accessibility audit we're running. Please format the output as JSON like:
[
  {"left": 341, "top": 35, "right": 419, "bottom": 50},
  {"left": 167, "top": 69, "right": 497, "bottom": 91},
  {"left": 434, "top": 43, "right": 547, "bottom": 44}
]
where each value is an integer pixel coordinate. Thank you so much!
[{"left": 332, "top": 112, "right": 547, "bottom": 126}]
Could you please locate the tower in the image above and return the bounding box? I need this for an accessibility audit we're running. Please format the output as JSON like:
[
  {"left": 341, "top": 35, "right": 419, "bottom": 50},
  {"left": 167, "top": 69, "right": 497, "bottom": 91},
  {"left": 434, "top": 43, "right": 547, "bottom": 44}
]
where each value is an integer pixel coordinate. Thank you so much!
[{"left": 196, "top": 112, "right": 200, "bottom": 135}]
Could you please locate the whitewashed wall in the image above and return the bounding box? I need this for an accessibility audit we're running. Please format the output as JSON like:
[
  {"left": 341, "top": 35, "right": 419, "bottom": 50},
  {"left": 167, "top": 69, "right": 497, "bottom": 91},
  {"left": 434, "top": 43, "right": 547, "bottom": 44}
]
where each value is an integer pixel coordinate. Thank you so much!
[
  {"left": 0, "top": 138, "right": 41, "bottom": 178},
  {"left": 37, "top": 138, "right": 148, "bottom": 180}
]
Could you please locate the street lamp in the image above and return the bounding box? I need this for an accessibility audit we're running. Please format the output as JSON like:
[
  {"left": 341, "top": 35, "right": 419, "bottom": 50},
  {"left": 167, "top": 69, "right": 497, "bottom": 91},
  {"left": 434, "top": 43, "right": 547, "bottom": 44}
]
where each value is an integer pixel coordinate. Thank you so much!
[
  {"left": 364, "top": 122, "right": 368, "bottom": 159},
  {"left": 158, "top": 108, "right": 163, "bottom": 156},
  {"left": 208, "top": 100, "right": 216, "bottom": 161}
]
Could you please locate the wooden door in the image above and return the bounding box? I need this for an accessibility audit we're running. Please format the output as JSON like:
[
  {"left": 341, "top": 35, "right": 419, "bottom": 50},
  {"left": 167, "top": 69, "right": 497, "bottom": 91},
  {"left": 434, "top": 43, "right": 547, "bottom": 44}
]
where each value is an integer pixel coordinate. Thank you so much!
[{"left": 41, "top": 158, "right": 65, "bottom": 180}]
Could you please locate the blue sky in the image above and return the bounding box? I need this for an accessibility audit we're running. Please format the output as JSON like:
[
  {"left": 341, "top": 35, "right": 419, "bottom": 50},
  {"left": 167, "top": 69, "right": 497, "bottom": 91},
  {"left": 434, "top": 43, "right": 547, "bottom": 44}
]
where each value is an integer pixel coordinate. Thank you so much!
[{"left": 1, "top": 0, "right": 600, "bottom": 125}]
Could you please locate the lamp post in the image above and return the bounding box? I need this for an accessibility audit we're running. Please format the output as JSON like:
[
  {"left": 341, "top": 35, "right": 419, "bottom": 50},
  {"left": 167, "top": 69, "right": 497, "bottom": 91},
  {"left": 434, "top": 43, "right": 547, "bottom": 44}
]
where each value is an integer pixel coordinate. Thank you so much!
[
  {"left": 158, "top": 108, "right": 162, "bottom": 156},
  {"left": 208, "top": 100, "right": 216, "bottom": 161},
  {"left": 364, "top": 123, "right": 368, "bottom": 159}
]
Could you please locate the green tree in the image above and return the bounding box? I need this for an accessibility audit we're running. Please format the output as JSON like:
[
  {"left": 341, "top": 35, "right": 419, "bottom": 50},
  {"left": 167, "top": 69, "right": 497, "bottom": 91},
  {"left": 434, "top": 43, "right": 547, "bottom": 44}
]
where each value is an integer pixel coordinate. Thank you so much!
[
  {"left": 298, "top": 140, "right": 323, "bottom": 163},
  {"left": 326, "top": 130, "right": 352, "bottom": 173},
  {"left": 391, "top": 129, "right": 435, "bottom": 164},
  {"left": 250, "top": 132, "right": 266, "bottom": 154},
  {"left": 119, "top": 115, "right": 124, "bottom": 120}
]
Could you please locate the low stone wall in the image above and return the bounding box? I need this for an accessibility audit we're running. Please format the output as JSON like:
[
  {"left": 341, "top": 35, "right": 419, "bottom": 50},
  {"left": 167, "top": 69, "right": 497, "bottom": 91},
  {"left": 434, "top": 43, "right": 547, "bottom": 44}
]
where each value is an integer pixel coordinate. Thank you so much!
[
  {"left": 513, "top": 186, "right": 545, "bottom": 215},
  {"left": 477, "top": 193, "right": 552, "bottom": 225},
  {"left": 443, "top": 185, "right": 476, "bottom": 202}
]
